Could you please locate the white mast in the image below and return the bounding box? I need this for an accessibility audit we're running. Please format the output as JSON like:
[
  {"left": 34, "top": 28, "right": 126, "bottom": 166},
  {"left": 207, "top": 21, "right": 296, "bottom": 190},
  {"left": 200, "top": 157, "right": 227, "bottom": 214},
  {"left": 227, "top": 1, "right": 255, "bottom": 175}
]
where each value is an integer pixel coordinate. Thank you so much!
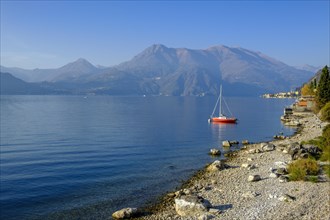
[{"left": 219, "top": 84, "right": 222, "bottom": 116}]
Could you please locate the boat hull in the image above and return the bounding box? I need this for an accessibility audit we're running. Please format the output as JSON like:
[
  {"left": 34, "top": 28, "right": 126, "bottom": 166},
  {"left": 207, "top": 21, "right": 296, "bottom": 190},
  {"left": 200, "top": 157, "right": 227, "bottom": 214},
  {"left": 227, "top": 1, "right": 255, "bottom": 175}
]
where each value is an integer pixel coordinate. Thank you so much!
[{"left": 209, "top": 117, "right": 237, "bottom": 123}]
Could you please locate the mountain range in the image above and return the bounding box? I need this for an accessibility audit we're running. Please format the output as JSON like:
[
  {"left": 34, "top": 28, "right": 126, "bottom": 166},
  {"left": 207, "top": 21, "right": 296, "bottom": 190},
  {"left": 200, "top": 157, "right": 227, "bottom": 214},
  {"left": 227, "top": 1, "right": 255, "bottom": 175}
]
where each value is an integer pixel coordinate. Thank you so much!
[{"left": 1, "top": 44, "right": 317, "bottom": 96}]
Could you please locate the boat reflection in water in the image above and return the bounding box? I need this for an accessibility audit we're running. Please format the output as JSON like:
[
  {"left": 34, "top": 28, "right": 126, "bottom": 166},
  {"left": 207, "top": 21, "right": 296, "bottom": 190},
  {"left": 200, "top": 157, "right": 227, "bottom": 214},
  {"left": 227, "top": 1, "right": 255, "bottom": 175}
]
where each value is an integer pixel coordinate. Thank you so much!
[{"left": 209, "top": 122, "right": 240, "bottom": 155}]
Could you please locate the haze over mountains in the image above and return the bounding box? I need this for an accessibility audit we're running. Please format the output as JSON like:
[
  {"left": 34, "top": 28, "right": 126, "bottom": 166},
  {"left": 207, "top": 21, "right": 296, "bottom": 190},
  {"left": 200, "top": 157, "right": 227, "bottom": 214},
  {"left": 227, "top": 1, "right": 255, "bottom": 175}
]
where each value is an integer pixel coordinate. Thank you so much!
[{"left": 1, "top": 44, "right": 316, "bottom": 96}]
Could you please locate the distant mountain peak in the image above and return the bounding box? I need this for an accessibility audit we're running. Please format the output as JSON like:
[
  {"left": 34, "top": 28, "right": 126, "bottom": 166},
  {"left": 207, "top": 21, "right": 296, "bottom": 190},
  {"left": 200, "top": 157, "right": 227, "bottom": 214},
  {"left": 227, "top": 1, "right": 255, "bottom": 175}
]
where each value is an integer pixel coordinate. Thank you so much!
[
  {"left": 71, "top": 58, "right": 94, "bottom": 66},
  {"left": 151, "top": 44, "right": 168, "bottom": 49},
  {"left": 59, "top": 58, "right": 96, "bottom": 71},
  {"left": 144, "top": 44, "right": 170, "bottom": 54}
]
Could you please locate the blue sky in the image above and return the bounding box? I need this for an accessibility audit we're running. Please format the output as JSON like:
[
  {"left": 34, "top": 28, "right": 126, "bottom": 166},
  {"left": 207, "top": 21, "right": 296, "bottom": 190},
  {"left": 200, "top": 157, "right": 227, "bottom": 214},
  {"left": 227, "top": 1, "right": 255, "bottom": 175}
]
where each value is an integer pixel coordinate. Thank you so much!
[{"left": 1, "top": 1, "right": 329, "bottom": 69}]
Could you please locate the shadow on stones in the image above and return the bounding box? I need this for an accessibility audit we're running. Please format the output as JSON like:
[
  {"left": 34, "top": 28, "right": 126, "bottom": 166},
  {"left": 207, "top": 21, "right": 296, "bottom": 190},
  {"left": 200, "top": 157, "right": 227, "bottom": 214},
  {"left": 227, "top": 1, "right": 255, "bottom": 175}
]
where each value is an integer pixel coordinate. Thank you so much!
[
  {"left": 213, "top": 204, "right": 233, "bottom": 211},
  {"left": 228, "top": 165, "right": 240, "bottom": 169}
]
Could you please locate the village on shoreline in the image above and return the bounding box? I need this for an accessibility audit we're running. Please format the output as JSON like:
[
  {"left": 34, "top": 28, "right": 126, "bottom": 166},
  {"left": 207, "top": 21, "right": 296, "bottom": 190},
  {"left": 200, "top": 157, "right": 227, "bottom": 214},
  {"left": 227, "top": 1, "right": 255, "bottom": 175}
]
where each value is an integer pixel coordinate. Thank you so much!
[{"left": 262, "top": 91, "right": 299, "bottom": 99}]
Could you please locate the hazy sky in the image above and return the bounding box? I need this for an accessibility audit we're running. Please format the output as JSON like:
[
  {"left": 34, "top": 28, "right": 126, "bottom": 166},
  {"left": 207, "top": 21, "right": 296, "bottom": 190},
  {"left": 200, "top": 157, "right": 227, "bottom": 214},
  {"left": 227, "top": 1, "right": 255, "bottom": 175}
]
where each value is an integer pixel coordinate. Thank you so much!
[{"left": 1, "top": 1, "right": 329, "bottom": 69}]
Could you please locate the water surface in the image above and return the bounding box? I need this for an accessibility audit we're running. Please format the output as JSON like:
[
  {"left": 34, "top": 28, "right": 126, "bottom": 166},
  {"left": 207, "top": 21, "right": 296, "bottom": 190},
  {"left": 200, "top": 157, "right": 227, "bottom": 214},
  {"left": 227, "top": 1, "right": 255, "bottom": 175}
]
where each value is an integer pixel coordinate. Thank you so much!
[{"left": 0, "top": 95, "right": 294, "bottom": 219}]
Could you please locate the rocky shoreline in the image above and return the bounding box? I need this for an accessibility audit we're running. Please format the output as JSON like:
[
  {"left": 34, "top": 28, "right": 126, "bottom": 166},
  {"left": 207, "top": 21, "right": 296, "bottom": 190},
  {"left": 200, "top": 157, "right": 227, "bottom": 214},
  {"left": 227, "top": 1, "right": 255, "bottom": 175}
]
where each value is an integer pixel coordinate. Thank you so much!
[{"left": 114, "top": 112, "right": 329, "bottom": 220}]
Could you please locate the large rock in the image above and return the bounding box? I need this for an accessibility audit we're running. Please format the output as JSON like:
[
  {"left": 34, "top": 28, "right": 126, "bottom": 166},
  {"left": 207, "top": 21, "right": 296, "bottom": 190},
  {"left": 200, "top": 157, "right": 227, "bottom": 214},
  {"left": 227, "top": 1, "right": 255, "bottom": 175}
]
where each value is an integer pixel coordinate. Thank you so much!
[
  {"left": 279, "top": 175, "right": 289, "bottom": 183},
  {"left": 288, "top": 142, "right": 322, "bottom": 160},
  {"left": 229, "top": 140, "right": 239, "bottom": 145},
  {"left": 175, "top": 195, "right": 211, "bottom": 217},
  {"left": 112, "top": 207, "right": 138, "bottom": 219},
  {"left": 222, "top": 140, "right": 231, "bottom": 147},
  {"left": 242, "top": 140, "right": 250, "bottom": 145},
  {"left": 303, "top": 144, "right": 322, "bottom": 158},
  {"left": 292, "top": 148, "right": 308, "bottom": 160},
  {"left": 276, "top": 167, "right": 288, "bottom": 175},
  {"left": 209, "top": 148, "right": 221, "bottom": 156},
  {"left": 278, "top": 194, "right": 296, "bottom": 202},
  {"left": 206, "top": 160, "right": 224, "bottom": 172},
  {"left": 287, "top": 142, "right": 301, "bottom": 156},
  {"left": 248, "top": 175, "right": 261, "bottom": 182},
  {"left": 261, "top": 143, "right": 275, "bottom": 152}
]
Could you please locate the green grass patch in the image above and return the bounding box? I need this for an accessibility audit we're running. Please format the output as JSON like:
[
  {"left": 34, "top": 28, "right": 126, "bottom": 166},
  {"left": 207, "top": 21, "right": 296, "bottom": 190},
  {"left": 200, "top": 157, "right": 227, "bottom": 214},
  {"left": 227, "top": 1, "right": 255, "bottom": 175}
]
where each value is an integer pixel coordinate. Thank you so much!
[
  {"left": 320, "top": 102, "right": 330, "bottom": 122},
  {"left": 288, "top": 158, "right": 319, "bottom": 181},
  {"left": 301, "top": 125, "right": 330, "bottom": 162},
  {"left": 306, "top": 176, "right": 319, "bottom": 183},
  {"left": 320, "top": 145, "right": 330, "bottom": 161},
  {"left": 323, "top": 165, "right": 330, "bottom": 178}
]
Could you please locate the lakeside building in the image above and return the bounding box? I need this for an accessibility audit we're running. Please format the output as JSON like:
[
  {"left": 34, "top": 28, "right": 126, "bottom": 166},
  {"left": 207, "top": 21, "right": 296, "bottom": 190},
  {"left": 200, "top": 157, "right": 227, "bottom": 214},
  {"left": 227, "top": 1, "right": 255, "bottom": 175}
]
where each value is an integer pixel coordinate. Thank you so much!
[{"left": 293, "top": 96, "right": 315, "bottom": 111}]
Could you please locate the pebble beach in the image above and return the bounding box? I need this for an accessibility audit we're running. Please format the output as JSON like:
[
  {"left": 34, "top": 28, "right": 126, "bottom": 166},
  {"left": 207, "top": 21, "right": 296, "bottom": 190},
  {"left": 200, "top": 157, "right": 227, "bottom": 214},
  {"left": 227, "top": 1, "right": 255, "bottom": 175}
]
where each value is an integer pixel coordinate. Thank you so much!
[{"left": 127, "top": 111, "right": 330, "bottom": 220}]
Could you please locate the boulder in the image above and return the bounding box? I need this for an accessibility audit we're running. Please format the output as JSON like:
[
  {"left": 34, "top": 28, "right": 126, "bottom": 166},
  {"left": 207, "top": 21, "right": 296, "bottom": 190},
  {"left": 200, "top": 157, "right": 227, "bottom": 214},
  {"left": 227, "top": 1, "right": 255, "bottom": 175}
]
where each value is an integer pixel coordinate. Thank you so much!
[
  {"left": 261, "top": 143, "right": 276, "bottom": 152},
  {"left": 248, "top": 175, "right": 261, "bottom": 182},
  {"left": 303, "top": 144, "right": 322, "bottom": 158},
  {"left": 206, "top": 160, "right": 224, "bottom": 172},
  {"left": 276, "top": 167, "right": 288, "bottom": 175},
  {"left": 279, "top": 175, "right": 289, "bottom": 183},
  {"left": 287, "top": 142, "right": 301, "bottom": 157},
  {"left": 288, "top": 143, "right": 322, "bottom": 160},
  {"left": 209, "top": 148, "right": 221, "bottom": 156},
  {"left": 112, "top": 207, "right": 138, "bottom": 219},
  {"left": 278, "top": 194, "right": 296, "bottom": 202},
  {"left": 222, "top": 140, "right": 231, "bottom": 147},
  {"left": 274, "top": 135, "right": 286, "bottom": 140},
  {"left": 175, "top": 195, "right": 211, "bottom": 217},
  {"left": 229, "top": 140, "right": 239, "bottom": 145},
  {"left": 242, "top": 140, "right": 250, "bottom": 145},
  {"left": 292, "top": 149, "right": 308, "bottom": 160}
]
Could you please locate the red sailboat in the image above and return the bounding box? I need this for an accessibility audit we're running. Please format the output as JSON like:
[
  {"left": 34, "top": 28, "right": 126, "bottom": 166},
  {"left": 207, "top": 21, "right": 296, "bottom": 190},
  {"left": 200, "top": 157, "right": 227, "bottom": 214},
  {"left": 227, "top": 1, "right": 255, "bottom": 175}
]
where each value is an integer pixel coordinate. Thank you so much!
[{"left": 208, "top": 85, "right": 237, "bottom": 124}]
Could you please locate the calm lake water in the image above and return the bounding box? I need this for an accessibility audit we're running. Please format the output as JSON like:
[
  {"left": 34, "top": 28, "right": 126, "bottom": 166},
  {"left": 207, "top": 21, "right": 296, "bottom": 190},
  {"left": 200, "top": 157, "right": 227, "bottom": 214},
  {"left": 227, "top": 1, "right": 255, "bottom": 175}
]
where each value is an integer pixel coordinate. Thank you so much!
[{"left": 0, "top": 95, "right": 295, "bottom": 219}]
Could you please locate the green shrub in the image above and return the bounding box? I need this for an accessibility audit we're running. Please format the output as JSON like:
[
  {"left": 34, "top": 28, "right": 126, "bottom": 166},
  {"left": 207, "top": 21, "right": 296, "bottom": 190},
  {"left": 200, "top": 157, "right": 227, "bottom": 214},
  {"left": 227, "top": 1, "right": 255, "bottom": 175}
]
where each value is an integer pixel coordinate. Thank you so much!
[
  {"left": 319, "top": 125, "right": 330, "bottom": 161},
  {"left": 303, "top": 125, "right": 330, "bottom": 161},
  {"left": 323, "top": 165, "right": 330, "bottom": 178},
  {"left": 306, "top": 176, "right": 319, "bottom": 183},
  {"left": 288, "top": 158, "right": 319, "bottom": 181},
  {"left": 320, "top": 145, "right": 330, "bottom": 161},
  {"left": 320, "top": 102, "right": 330, "bottom": 122},
  {"left": 322, "top": 124, "right": 330, "bottom": 146}
]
